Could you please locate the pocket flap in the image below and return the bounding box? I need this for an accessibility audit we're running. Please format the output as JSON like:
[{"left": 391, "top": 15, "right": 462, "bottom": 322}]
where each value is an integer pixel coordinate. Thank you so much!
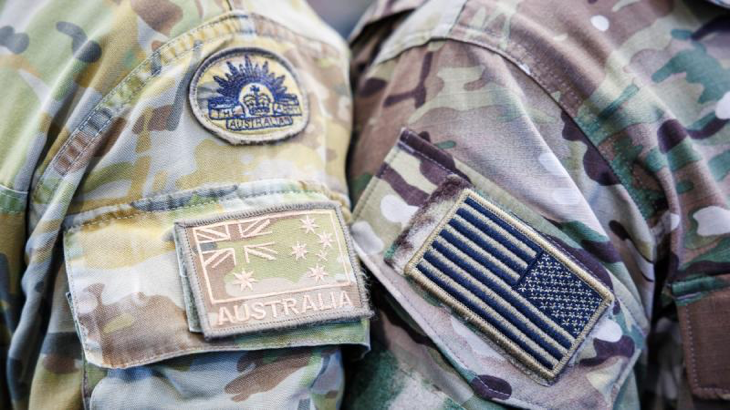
[
  {"left": 63, "top": 180, "right": 370, "bottom": 369},
  {"left": 674, "top": 274, "right": 730, "bottom": 401}
]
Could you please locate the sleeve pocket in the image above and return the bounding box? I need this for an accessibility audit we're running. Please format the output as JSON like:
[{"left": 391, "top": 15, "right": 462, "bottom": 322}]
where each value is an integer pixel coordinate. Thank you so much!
[
  {"left": 350, "top": 129, "right": 646, "bottom": 409},
  {"left": 63, "top": 179, "right": 370, "bottom": 370}
]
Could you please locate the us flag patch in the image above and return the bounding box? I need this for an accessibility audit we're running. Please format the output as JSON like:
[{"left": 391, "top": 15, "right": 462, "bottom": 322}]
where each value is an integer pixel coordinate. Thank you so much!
[{"left": 404, "top": 189, "right": 613, "bottom": 382}]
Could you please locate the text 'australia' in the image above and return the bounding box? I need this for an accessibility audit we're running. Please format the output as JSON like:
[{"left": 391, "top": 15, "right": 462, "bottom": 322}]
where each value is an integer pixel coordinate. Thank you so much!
[{"left": 217, "top": 290, "right": 354, "bottom": 326}]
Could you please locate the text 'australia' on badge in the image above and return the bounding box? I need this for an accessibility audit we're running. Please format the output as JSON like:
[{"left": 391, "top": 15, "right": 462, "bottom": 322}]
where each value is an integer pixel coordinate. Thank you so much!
[
  {"left": 174, "top": 202, "right": 370, "bottom": 338},
  {"left": 189, "top": 47, "right": 309, "bottom": 145}
]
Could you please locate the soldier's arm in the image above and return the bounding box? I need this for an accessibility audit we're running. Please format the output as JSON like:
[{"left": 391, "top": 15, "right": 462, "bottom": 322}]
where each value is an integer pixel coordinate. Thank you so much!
[
  {"left": 0, "top": 1, "right": 370, "bottom": 408},
  {"left": 345, "top": 0, "right": 730, "bottom": 408}
]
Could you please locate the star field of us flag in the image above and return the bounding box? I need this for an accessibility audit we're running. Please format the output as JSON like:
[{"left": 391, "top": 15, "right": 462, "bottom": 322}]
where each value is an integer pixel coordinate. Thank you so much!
[{"left": 404, "top": 189, "right": 613, "bottom": 383}]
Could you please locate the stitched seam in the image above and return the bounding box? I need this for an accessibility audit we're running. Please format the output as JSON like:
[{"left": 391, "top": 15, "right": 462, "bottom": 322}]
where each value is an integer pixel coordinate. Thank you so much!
[
  {"left": 37, "top": 15, "right": 241, "bottom": 189},
  {"left": 32, "top": 12, "right": 339, "bottom": 204},
  {"left": 685, "top": 304, "right": 730, "bottom": 394},
  {"left": 449, "top": 27, "right": 657, "bottom": 221},
  {"left": 64, "top": 233, "right": 96, "bottom": 373},
  {"left": 35, "top": 24, "right": 235, "bottom": 202},
  {"left": 0, "top": 210, "right": 24, "bottom": 215},
  {"left": 458, "top": 29, "right": 655, "bottom": 217},
  {"left": 351, "top": 145, "right": 404, "bottom": 221},
  {"left": 0, "top": 186, "right": 27, "bottom": 196},
  {"left": 67, "top": 197, "right": 368, "bottom": 368},
  {"left": 0, "top": 191, "right": 26, "bottom": 199},
  {"left": 67, "top": 188, "right": 327, "bottom": 231},
  {"left": 0, "top": 187, "right": 27, "bottom": 214},
  {"left": 201, "top": 310, "right": 370, "bottom": 334},
  {"left": 402, "top": 143, "right": 454, "bottom": 176},
  {"left": 82, "top": 354, "right": 92, "bottom": 410},
  {"left": 95, "top": 334, "right": 363, "bottom": 369},
  {"left": 370, "top": 23, "right": 654, "bottom": 224},
  {"left": 66, "top": 181, "right": 350, "bottom": 224},
  {"left": 380, "top": 26, "right": 651, "bottom": 223}
]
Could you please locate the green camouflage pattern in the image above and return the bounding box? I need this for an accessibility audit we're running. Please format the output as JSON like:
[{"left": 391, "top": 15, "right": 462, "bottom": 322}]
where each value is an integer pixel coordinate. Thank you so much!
[
  {"left": 346, "top": 0, "right": 730, "bottom": 408},
  {"left": 0, "top": 0, "right": 364, "bottom": 408},
  {"left": 350, "top": 130, "right": 645, "bottom": 409}
]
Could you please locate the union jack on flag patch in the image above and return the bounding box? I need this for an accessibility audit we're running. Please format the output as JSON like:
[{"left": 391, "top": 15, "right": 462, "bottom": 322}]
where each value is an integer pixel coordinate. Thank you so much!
[{"left": 404, "top": 189, "right": 613, "bottom": 382}]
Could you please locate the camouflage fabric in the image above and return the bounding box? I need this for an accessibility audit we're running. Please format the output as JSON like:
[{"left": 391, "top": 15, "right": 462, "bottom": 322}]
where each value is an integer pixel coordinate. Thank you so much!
[
  {"left": 0, "top": 0, "right": 370, "bottom": 408},
  {"left": 345, "top": 0, "right": 730, "bottom": 409}
]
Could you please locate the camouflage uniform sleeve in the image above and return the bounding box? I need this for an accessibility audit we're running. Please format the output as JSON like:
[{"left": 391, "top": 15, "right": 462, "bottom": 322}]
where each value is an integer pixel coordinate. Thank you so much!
[
  {"left": 0, "top": 1, "right": 371, "bottom": 408},
  {"left": 346, "top": 20, "right": 644, "bottom": 410},
  {"left": 345, "top": 0, "right": 730, "bottom": 408}
]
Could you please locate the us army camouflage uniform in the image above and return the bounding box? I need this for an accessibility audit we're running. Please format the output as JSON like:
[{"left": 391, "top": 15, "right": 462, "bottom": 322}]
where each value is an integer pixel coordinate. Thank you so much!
[
  {"left": 344, "top": 0, "right": 730, "bottom": 409},
  {"left": 0, "top": 1, "right": 373, "bottom": 408}
]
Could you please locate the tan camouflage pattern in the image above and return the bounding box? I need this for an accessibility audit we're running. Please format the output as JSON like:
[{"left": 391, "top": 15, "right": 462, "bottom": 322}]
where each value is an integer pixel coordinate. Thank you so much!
[
  {"left": 346, "top": 0, "right": 730, "bottom": 408},
  {"left": 63, "top": 180, "right": 369, "bottom": 370},
  {"left": 0, "top": 0, "right": 364, "bottom": 408}
]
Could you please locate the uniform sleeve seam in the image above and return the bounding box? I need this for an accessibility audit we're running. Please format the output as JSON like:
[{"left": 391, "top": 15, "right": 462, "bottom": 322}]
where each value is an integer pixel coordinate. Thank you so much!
[
  {"left": 65, "top": 188, "right": 331, "bottom": 231},
  {"left": 438, "top": 27, "right": 658, "bottom": 232},
  {"left": 365, "top": 23, "right": 656, "bottom": 238},
  {"left": 30, "top": 12, "right": 342, "bottom": 207},
  {"left": 0, "top": 183, "right": 27, "bottom": 214}
]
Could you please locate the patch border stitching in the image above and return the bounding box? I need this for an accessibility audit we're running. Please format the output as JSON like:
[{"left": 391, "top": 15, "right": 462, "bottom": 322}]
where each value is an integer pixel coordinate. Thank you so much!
[
  {"left": 188, "top": 46, "right": 310, "bottom": 145},
  {"left": 403, "top": 188, "right": 614, "bottom": 382},
  {"left": 174, "top": 201, "right": 370, "bottom": 339}
]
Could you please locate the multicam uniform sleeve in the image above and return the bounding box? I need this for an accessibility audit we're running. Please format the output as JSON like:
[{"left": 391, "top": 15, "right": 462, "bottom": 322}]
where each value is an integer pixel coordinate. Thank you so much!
[
  {"left": 344, "top": 0, "right": 730, "bottom": 409},
  {"left": 0, "top": 1, "right": 371, "bottom": 408}
]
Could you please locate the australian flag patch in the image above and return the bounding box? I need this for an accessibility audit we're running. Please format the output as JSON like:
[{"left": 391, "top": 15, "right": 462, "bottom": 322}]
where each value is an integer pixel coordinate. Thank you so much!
[{"left": 403, "top": 188, "right": 613, "bottom": 382}]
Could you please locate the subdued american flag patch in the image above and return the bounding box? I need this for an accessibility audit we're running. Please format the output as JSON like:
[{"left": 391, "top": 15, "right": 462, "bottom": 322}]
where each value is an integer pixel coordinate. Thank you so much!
[{"left": 404, "top": 189, "right": 613, "bottom": 382}]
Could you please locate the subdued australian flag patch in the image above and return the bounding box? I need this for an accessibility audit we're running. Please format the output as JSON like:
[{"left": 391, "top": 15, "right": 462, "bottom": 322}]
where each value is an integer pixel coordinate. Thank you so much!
[
  {"left": 174, "top": 202, "right": 370, "bottom": 339},
  {"left": 403, "top": 189, "right": 613, "bottom": 382}
]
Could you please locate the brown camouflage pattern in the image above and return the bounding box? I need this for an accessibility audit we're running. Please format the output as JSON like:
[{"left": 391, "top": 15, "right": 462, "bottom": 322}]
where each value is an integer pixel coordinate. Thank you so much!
[{"left": 346, "top": 0, "right": 730, "bottom": 408}]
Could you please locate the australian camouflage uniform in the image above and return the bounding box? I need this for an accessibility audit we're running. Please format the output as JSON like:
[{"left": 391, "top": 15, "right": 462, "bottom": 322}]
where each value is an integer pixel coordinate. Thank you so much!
[
  {"left": 0, "top": 0, "right": 371, "bottom": 408},
  {"left": 1, "top": 0, "right": 730, "bottom": 409}
]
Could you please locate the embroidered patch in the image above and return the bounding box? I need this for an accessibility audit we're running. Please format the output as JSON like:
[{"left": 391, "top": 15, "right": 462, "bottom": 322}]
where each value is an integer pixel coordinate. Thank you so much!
[
  {"left": 403, "top": 189, "right": 613, "bottom": 382},
  {"left": 174, "top": 202, "right": 369, "bottom": 338},
  {"left": 189, "top": 47, "right": 309, "bottom": 145}
]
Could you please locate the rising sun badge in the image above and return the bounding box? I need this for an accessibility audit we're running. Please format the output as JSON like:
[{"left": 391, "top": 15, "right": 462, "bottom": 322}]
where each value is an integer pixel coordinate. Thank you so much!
[{"left": 190, "top": 48, "right": 309, "bottom": 145}]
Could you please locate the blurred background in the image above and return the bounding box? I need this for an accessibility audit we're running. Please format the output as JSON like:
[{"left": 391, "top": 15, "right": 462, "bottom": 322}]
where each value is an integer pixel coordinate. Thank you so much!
[{"left": 307, "top": 0, "right": 373, "bottom": 38}]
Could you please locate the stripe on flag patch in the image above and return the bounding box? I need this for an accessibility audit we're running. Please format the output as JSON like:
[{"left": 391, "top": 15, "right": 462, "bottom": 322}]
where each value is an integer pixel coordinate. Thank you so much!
[{"left": 404, "top": 189, "right": 613, "bottom": 382}]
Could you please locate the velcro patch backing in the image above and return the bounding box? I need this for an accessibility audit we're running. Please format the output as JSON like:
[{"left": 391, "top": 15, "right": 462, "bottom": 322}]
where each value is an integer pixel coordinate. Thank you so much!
[
  {"left": 403, "top": 188, "right": 613, "bottom": 382},
  {"left": 174, "top": 202, "right": 370, "bottom": 339}
]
